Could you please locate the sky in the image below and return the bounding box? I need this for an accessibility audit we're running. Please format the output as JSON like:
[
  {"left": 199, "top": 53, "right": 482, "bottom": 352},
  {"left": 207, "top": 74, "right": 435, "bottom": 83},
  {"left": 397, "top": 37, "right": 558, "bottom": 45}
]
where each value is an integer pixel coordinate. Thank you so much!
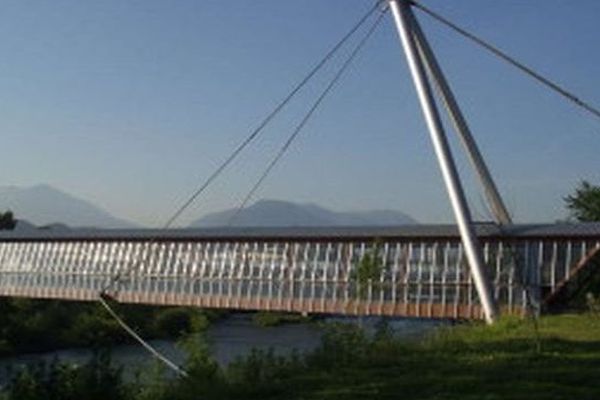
[{"left": 1, "top": 0, "right": 599, "bottom": 227}]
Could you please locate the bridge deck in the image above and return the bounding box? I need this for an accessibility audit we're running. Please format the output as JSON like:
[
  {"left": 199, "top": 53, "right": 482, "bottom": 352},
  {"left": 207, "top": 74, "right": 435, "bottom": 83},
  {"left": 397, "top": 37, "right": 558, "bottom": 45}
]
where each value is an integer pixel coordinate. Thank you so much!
[
  {"left": 1, "top": 223, "right": 599, "bottom": 319},
  {"left": 2, "top": 223, "right": 600, "bottom": 241}
]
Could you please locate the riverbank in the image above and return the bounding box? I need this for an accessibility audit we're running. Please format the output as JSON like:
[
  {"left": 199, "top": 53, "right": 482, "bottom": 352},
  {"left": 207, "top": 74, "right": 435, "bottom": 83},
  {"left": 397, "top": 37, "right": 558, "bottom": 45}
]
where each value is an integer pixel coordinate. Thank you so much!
[
  {"left": 0, "top": 298, "right": 224, "bottom": 356},
  {"left": 0, "top": 313, "right": 440, "bottom": 385},
  {"left": 1, "top": 312, "right": 598, "bottom": 399}
]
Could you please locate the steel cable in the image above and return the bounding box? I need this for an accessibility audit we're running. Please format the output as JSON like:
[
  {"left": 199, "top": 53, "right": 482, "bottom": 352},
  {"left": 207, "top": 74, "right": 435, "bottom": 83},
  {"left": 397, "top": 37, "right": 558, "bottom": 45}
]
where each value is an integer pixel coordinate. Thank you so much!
[
  {"left": 163, "top": 0, "right": 385, "bottom": 229},
  {"left": 411, "top": 0, "right": 600, "bottom": 120},
  {"left": 410, "top": 0, "right": 599, "bottom": 325},
  {"left": 227, "top": 8, "right": 388, "bottom": 226},
  {"left": 99, "top": 295, "right": 188, "bottom": 377},
  {"left": 97, "top": 2, "right": 385, "bottom": 378},
  {"left": 101, "top": 0, "right": 383, "bottom": 294}
]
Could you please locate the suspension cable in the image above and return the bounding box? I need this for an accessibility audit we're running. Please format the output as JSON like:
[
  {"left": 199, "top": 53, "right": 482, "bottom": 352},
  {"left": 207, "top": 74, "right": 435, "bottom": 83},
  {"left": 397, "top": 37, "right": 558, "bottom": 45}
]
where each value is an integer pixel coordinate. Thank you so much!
[
  {"left": 411, "top": 0, "right": 600, "bottom": 120},
  {"left": 162, "top": 0, "right": 385, "bottom": 229},
  {"left": 411, "top": 0, "right": 566, "bottom": 338},
  {"left": 99, "top": 295, "right": 188, "bottom": 377},
  {"left": 227, "top": 8, "right": 388, "bottom": 226},
  {"left": 97, "top": 2, "right": 384, "bottom": 378},
  {"left": 101, "top": 0, "right": 383, "bottom": 294}
]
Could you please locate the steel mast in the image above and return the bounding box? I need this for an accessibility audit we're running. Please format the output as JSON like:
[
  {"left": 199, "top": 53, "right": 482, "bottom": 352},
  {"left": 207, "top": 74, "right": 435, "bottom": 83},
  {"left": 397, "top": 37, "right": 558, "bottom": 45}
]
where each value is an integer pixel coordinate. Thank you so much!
[{"left": 388, "top": 0, "right": 500, "bottom": 323}]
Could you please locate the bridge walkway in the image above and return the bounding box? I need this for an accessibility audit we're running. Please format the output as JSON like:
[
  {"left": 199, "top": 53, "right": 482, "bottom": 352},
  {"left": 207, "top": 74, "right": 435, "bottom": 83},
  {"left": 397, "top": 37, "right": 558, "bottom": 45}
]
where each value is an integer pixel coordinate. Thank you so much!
[{"left": 1, "top": 223, "right": 599, "bottom": 320}]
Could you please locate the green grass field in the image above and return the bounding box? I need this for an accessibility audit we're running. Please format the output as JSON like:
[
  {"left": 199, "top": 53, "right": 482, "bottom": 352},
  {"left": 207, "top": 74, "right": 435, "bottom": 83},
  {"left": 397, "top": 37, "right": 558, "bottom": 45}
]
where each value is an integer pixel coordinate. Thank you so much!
[{"left": 283, "top": 314, "right": 600, "bottom": 400}]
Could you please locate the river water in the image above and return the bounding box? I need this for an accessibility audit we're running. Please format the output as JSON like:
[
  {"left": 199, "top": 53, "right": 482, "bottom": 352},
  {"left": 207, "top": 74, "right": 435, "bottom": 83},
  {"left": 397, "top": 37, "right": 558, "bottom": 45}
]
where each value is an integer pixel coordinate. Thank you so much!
[{"left": 0, "top": 314, "right": 443, "bottom": 385}]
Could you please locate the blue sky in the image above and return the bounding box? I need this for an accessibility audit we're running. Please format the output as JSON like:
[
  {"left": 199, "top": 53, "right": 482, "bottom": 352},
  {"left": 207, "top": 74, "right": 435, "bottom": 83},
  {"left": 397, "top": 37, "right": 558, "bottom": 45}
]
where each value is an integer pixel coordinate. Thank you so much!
[{"left": 1, "top": 0, "right": 599, "bottom": 227}]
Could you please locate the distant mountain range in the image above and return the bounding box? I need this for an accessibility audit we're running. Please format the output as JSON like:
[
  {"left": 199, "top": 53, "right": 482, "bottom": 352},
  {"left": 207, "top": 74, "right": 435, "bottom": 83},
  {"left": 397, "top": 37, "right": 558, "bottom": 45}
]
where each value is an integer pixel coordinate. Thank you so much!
[
  {"left": 190, "top": 199, "right": 416, "bottom": 227},
  {"left": 0, "top": 185, "right": 416, "bottom": 230},
  {"left": 0, "top": 184, "right": 136, "bottom": 229}
]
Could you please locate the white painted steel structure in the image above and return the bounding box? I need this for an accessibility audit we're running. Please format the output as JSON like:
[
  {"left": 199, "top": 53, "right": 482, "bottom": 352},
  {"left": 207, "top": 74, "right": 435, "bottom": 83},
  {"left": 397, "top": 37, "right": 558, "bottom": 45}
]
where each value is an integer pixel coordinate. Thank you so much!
[
  {"left": 389, "top": 0, "right": 500, "bottom": 322},
  {"left": 1, "top": 224, "right": 598, "bottom": 320},
  {"left": 406, "top": 9, "right": 512, "bottom": 225}
]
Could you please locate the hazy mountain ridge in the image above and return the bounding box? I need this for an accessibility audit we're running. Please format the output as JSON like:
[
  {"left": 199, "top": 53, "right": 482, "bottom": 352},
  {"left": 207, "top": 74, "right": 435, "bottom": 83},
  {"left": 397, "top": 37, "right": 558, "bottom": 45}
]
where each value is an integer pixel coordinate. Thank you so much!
[
  {"left": 0, "top": 184, "right": 136, "bottom": 229},
  {"left": 0, "top": 185, "right": 415, "bottom": 229},
  {"left": 191, "top": 199, "right": 416, "bottom": 227}
]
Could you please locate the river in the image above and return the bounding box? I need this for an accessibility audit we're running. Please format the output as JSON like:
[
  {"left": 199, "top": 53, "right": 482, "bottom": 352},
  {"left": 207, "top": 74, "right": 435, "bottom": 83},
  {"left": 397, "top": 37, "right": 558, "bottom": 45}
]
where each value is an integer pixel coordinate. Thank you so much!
[{"left": 0, "top": 314, "right": 444, "bottom": 385}]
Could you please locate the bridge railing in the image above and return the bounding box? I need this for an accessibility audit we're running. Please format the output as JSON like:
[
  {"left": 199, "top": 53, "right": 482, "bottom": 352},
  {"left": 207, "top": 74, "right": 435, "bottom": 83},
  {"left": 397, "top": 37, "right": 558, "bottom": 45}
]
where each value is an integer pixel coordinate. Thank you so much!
[{"left": 0, "top": 236, "right": 598, "bottom": 319}]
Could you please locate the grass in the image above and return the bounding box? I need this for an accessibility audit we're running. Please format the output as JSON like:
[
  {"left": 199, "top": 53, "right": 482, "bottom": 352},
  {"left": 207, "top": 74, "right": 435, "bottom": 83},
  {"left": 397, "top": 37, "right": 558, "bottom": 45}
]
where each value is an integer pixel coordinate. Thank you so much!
[
  {"left": 2, "top": 312, "right": 598, "bottom": 399},
  {"left": 278, "top": 313, "right": 600, "bottom": 400}
]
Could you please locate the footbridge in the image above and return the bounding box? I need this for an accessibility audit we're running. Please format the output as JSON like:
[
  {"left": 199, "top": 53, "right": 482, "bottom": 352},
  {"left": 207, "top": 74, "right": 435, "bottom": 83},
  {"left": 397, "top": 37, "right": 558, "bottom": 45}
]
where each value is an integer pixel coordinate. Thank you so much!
[
  {"left": 0, "top": 0, "right": 594, "bottom": 326},
  {"left": 1, "top": 223, "right": 598, "bottom": 320}
]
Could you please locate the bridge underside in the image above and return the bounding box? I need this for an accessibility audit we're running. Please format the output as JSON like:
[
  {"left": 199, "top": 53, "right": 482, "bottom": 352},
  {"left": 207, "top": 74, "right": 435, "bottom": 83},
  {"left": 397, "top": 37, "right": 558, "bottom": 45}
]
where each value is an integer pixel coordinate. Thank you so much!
[
  {"left": 2, "top": 286, "right": 504, "bottom": 320},
  {"left": 1, "top": 224, "right": 599, "bottom": 320}
]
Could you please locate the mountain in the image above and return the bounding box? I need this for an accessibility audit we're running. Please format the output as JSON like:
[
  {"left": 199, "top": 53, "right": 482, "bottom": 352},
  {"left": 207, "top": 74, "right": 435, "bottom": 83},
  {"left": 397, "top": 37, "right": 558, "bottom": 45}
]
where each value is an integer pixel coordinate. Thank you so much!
[
  {"left": 0, "top": 184, "right": 136, "bottom": 229},
  {"left": 190, "top": 199, "right": 416, "bottom": 228},
  {"left": 11, "top": 219, "right": 71, "bottom": 233}
]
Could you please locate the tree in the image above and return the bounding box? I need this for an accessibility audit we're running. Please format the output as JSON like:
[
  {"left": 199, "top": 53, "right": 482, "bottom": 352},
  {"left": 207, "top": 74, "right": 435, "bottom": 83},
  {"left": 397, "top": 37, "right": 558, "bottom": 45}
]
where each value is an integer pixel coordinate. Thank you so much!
[
  {"left": 353, "top": 240, "right": 385, "bottom": 300},
  {"left": 565, "top": 181, "right": 600, "bottom": 222},
  {"left": 0, "top": 210, "right": 16, "bottom": 230},
  {"left": 564, "top": 181, "right": 600, "bottom": 307}
]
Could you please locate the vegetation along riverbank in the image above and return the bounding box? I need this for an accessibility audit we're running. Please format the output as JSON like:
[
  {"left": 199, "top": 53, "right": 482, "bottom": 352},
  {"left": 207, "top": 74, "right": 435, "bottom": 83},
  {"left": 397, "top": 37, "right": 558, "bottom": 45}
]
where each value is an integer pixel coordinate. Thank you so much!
[
  {"left": 0, "top": 298, "right": 220, "bottom": 356},
  {"left": 1, "top": 311, "right": 599, "bottom": 400}
]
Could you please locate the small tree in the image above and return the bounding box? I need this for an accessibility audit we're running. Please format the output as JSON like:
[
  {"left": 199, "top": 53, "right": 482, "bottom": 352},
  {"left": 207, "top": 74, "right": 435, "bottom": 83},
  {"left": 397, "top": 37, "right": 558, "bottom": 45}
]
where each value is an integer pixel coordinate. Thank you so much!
[
  {"left": 565, "top": 181, "right": 600, "bottom": 222},
  {"left": 565, "top": 181, "right": 600, "bottom": 310},
  {"left": 0, "top": 210, "right": 16, "bottom": 230},
  {"left": 353, "top": 241, "right": 385, "bottom": 300}
]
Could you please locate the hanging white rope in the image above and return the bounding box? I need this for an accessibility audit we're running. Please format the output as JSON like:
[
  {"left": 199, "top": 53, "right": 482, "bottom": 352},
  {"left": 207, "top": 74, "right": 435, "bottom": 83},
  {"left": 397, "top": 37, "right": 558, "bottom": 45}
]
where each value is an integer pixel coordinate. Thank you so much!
[{"left": 99, "top": 294, "right": 189, "bottom": 378}]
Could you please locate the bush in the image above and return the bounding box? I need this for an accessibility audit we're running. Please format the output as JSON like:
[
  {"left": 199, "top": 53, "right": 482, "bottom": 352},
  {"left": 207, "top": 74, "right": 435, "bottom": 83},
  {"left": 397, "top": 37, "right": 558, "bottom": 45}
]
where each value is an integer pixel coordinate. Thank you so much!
[
  {"left": 153, "top": 308, "right": 209, "bottom": 338},
  {"left": 587, "top": 292, "right": 600, "bottom": 316},
  {"left": 308, "top": 322, "right": 370, "bottom": 369},
  {"left": 227, "top": 348, "right": 304, "bottom": 398},
  {"left": 3, "top": 351, "right": 129, "bottom": 400}
]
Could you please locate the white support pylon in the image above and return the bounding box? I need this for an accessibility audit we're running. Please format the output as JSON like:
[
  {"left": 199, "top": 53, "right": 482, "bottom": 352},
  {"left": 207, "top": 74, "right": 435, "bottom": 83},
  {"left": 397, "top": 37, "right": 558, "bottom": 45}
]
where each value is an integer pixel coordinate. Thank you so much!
[
  {"left": 388, "top": 0, "right": 499, "bottom": 323},
  {"left": 406, "top": 9, "right": 512, "bottom": 226}
]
